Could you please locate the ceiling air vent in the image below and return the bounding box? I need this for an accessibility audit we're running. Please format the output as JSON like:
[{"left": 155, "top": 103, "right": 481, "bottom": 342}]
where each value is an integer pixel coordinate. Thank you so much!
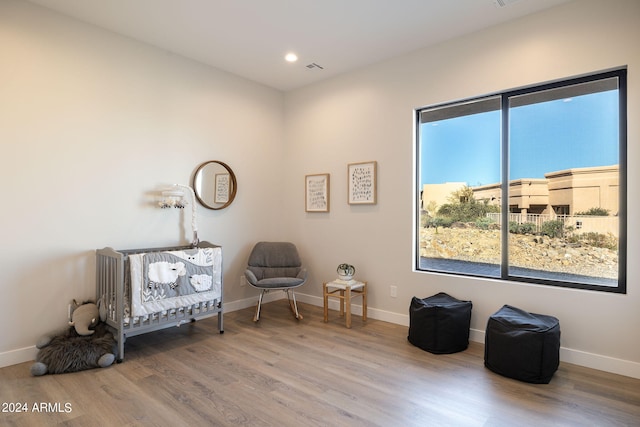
[
  {"left": 306, "top": 63, "right": 324, "bottom": 70},
  {"left": 493, "top": 0, "right": 521, "bottom": 7}
]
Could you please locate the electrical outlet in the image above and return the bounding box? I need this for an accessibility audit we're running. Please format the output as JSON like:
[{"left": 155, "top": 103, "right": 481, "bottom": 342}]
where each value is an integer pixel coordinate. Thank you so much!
[
  {"left": 390, "top": 285, "right": 397, "bottom": 298},
  {"left": 240, "top": 275, "right": 246, "bottom": 287}
]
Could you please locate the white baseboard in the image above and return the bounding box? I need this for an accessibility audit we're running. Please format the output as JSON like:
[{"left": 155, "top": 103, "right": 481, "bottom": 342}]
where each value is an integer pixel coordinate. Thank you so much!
[
  {"left": 295, "top": 292, "right": 410, "bottom": 326},
  {"left": 295, "top": 292, "right": 640, "bottom": 379},
  {"left": 4, "top": 293, "right": 640, "bottom": 379},
  {"left": 0, "top": 294, "right": 286, "bottom": 370},
  {"left": 559, "top": 347, "right": 640, "bottom": 379},
  {"left": 0, "top": 346, "right": 38, "bottom": 369},
  {"left": 222, "top": 291, "right": 284, "bottom": 313}
]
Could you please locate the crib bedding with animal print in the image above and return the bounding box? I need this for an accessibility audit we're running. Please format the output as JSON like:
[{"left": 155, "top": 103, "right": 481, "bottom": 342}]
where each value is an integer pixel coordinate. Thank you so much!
[
  {"left": 128, "top": 247, "right": 222, "bottom": 318},
  {"left": 96, "top": 242, "right": 224, "bottom": 361}
]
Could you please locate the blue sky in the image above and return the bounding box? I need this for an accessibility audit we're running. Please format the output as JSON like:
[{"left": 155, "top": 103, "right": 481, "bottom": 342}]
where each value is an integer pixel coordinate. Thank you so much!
[{"left": 419, "top": 90, "right": 619, "bottom": 187}]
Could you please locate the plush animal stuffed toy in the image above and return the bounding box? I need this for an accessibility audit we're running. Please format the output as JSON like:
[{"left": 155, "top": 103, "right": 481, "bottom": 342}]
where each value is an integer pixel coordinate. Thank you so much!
[
  {"left": 68, "top": 300, "right": 100, "bottom": 335},
  {"left": 30, "top": 300, "right": 117, "bottom": 376}
]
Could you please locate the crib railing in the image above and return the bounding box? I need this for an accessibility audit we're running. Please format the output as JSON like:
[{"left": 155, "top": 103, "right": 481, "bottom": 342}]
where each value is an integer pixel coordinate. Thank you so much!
[{"left": 96, "top": 242, "right": 223, "bottom": 361}]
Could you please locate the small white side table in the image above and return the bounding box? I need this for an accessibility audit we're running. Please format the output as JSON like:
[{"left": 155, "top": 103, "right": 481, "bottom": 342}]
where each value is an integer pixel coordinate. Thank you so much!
[{"left": 323, "top": 279, "right": 367, "bottom": 328}]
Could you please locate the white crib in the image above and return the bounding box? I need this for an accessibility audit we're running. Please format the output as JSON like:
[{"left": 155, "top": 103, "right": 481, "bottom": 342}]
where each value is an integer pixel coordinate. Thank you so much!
[{"left": 96, "top": 241, "right": 223, "bottom": 361}]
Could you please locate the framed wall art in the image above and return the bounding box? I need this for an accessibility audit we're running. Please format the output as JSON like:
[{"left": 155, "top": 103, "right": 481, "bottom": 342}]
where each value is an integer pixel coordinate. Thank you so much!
[
  {"left": 305, "top": 173, "right": 330, "bottom": 212},
  {"left": 348, "top": 161, "right": 377, "bottom": 204}
]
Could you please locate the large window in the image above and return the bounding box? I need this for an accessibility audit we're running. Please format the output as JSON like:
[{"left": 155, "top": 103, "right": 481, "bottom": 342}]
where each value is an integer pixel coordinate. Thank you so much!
[{"left": 415, "top": 69, "right": 626, "bottom": 293}]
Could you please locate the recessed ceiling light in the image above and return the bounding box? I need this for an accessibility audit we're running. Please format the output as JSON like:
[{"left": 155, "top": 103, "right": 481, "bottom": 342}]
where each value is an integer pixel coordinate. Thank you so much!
[{"left": 285, "top": 52, "right": 298, "bottom": 63}]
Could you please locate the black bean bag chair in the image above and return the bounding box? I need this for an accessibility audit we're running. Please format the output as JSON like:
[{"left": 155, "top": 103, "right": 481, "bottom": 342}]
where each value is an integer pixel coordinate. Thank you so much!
[
  {"left": 484, "top": 304, "right": 560, "bottom": 384},
  {"left": 408, "top": 292, "right": 472, "bottom": 354}
]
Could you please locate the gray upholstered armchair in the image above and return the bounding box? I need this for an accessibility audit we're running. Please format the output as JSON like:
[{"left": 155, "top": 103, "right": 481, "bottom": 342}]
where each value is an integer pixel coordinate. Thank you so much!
[{"left": 244, "top": 242, "right": 307, "bottom": 322}]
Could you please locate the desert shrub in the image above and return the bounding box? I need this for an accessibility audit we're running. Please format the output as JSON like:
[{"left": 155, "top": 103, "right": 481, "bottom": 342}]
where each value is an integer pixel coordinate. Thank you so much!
[
  {"left": 509, "top": 221, "right": 537, "bottom": 235},
  {"left": 420, "top": 212, "right": 430, "bottom": 228},
  {"left": 433, "top": 217, "right": 454, "bottom": 228},
  {"left": 437, "top": 201, "right": 499, "bottom": 223},
  {"left": 575, "top": 207, "right": 610, "bottom": 216},
  {"left": 423, "top": 217, "right": 436, "bottom": 228},
  {"left": 422, "top": 215, "right": 453, "bottom": 229},
  {"left": 519, "top": 222, "right": 537, "bottom": 234},
  {"left": 579, "top": 232, "right": 618, "bottom": 250},
  {"left": 475, "top": 217, "right": 494, "bottom": 230},
  {"left": 541, "top": 220, "right": 565, "bottom": 238}
]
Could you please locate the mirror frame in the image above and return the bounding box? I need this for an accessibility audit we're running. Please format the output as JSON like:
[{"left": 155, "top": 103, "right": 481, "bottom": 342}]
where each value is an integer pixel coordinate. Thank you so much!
[{"left": 192, "top": 160, "right": 237, "bottom": 210}]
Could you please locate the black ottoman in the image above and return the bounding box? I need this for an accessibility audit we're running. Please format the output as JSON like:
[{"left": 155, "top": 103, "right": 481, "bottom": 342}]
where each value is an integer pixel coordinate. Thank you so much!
[
  {"left": 408, "top": 292, "right": 472, "bottom": 354},
  {"left": 484, "top": 305, "right": 560, "bottom": 384}
]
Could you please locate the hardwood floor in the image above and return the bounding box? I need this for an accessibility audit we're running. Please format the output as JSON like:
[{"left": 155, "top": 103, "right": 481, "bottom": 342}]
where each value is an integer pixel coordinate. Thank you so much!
[{"left": 1, "top": 301, "right": 639, "bottom": 426}]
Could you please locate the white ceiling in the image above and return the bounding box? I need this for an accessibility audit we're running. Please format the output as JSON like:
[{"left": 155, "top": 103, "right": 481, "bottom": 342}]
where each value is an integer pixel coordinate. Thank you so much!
[{"left": 25, "top": 0, "right": 571, "bottom": 91}]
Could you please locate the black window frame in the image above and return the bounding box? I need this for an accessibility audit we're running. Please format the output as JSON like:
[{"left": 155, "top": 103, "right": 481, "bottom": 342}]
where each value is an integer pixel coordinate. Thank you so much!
[{"left": 415, "top": 68, "right": 627, "bottom": 294}]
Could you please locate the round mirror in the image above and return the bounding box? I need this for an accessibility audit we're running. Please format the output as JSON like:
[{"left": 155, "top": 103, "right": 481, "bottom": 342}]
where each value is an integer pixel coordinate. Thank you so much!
[{"left": 192, "top": 160, "right": 237, "bottom": 210}]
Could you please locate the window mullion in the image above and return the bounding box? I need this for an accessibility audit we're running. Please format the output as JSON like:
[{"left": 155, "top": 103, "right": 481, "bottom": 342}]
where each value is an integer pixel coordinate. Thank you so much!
[{"left": 501, "top": 94, "right": 509, "bottom": 279}]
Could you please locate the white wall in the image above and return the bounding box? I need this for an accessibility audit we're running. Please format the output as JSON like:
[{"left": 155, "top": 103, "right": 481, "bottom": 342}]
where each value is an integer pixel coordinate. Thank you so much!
[
  {"left": 2, "top": 0, "right": 639, "bottom": 379},
  {"left": 285, "top": 0, "right": 640, "bottom": 378},
  {"left": 0, "top": 0, "right": 285, "bottom": 366}
]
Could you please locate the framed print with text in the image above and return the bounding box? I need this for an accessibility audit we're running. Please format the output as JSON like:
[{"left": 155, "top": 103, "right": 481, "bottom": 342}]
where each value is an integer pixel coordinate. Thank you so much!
[
  {"left": 305, "top": 173, "right": 330, "bottom": 212},
  {"left": 348, "top": 161, "right": 377, "bottom": 204}
]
